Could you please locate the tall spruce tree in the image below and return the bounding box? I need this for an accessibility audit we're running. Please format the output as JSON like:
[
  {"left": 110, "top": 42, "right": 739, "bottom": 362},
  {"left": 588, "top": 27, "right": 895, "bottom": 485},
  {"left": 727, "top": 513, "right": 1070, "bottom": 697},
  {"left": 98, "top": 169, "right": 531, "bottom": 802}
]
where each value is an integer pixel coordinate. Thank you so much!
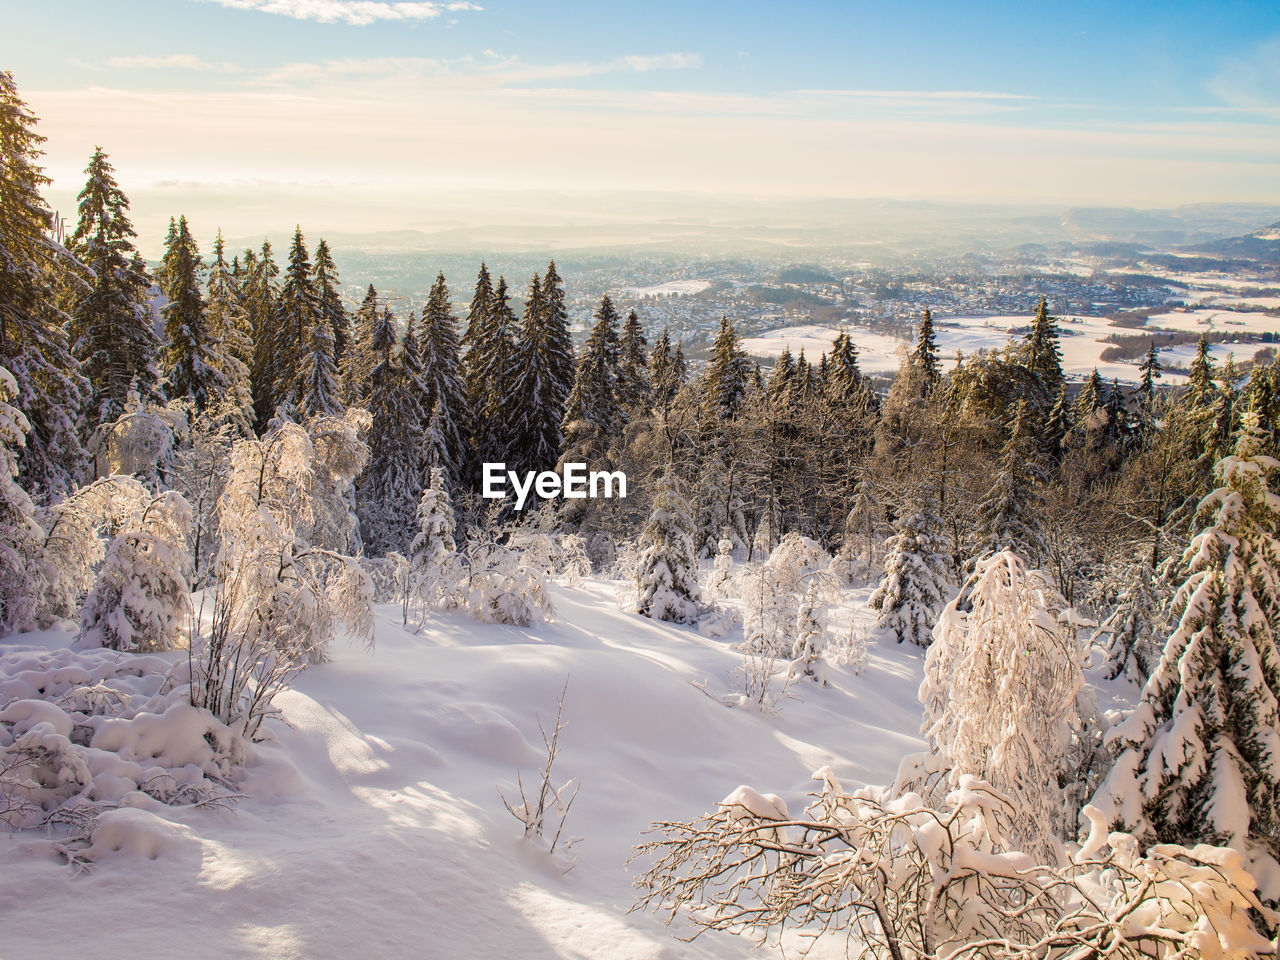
[
  {"left": 205, "top": 230, "right": 254, "bottom": 433},
  {"left": 1136, "top": 343, "right": 1162, "bottom": 439},
  {"left": 357, "top": 305, "right": 418, "bottom": 555},
  {"left": 0, "top": 71, "right": 90, "bottom": 495},
  {"left": 649, "top": 326, "right": 684, "bottom": 408},
  {"left": 342, "top": 284, "right": 379, "bottom": 407},
  {"left": 1094, "top": 411, "right": 1280, "bottom": 878},
  {"left": 397, "top": 311, "right": 429, "bottom": 485},
  {"left": 539, "top": 261, "right": 576, "bottom": 425},
  {"left": 1026, "top": 296, "right": 1064, "bottom": 401},
  {"left": 562, "top": 294, "right": 624, "bottom": 468},
  {"left": 913, "top": 307, "right": 941, "bottom": 394},
  {"left": 296, "top": 293, "right": 342, "bottom": 421},
  {"left": 244, "top": 239, "right": 279, "bottom": 431},
  {"left": 313, "top": 238, "right": 348, "bottom": 368},
  {"left": 274, "top": 226, "right": 319, "bottom": 413},
  {"left": 510, "top": 273, "right": 567, "bottom": 479},
  {"left": 618, "top": 308, "right": 651, "bottom": 415},
  {"left": 469, "top": 275, "right": 520, "bottom": 466},
  {"left": 702, "top": 315, "right": 751, "bottom": 424},
  {"left": 419, "top": 273, "right": 467, "bottom": 478},
  {"left": 159, "top": 216, "right": 223, "bottom": 412},
  {"left": 67, "top": 146, "right": 159, "bottom": 430}
]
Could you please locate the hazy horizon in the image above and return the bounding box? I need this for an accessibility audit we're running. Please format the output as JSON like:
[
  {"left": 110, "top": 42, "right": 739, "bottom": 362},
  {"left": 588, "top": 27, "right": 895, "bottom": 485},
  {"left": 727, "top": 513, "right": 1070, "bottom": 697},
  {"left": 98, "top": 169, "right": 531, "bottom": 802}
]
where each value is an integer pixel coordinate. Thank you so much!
[{"left": 10, "top": 0, "right": 1280, "bottom": 251}]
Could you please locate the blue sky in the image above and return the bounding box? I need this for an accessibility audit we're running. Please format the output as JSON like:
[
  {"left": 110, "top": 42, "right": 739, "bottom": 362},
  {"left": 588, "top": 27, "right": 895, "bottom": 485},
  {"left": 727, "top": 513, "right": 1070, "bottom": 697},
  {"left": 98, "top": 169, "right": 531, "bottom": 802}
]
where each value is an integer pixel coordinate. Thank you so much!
[{"left": 7, "top": 0, "right": 1280, "bottom": 241}]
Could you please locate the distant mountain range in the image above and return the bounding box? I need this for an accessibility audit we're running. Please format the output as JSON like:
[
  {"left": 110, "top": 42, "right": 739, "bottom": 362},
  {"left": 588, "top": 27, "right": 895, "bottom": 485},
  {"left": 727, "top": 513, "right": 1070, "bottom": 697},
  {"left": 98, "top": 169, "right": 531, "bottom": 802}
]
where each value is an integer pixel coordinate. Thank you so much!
[
  {"left": 1193, "top": 221, "right": 1280, "bottom": 263},
  {"left": 199, "top": 193, "right": 1280, "bottom": 262}
]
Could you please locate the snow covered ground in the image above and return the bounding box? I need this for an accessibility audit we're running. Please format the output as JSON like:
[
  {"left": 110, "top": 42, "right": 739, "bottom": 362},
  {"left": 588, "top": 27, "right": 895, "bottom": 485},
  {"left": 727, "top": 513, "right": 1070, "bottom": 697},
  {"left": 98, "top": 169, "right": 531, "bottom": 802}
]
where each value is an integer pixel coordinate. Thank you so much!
[{"left": 0, "top": 580, "right": 926, "bottom": 960}]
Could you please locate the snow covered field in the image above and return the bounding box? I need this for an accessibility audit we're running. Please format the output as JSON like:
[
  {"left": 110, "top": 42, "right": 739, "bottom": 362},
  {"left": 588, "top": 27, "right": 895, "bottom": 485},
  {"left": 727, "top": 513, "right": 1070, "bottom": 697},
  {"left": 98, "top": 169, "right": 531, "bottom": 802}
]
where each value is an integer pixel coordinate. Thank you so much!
[
  {"left": 623, "top": 279, "right": 714, "bottom": 298},
  {"left": 0, "top": 579, "right": 925, "bottom": 960},
  {"left": 742, "top": 308, "right": 1277, "bottom": 384}
]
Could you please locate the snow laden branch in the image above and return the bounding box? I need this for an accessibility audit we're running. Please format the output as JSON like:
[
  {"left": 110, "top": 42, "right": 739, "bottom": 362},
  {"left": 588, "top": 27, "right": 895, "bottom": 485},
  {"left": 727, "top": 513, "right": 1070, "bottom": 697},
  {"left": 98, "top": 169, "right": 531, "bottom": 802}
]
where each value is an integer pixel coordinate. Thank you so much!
[{"left": 633, "top": 771, "right": 1278, "bottom": 959}]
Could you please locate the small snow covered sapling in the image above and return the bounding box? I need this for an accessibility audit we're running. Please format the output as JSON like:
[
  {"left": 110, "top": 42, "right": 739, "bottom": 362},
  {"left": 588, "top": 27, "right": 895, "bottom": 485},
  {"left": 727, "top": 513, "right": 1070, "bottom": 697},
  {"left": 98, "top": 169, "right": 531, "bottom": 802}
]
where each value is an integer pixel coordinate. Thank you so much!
[
  {"left": 409, "top": 467, "right": 459, "bottom": 612},
  {"left": 869, "top": 507, "right": 954, "bottom": 646},
  {"left": 461, "top": 535, "right": 555, "bottom": 626},
  {"left": 79, "top": 489, "right": 194, "bottom": 652},
  {"left": 739, "top": 533, "right": 833, "bottom": 657},
  {"left": 789, "top": 580, "right": 831, "bottom": 684},
  {"left": 828, "top": 625, "right": 869, "bottom": 674},
  {"left": 634, "top": 465, "right": 701, "bottom": 624},
  {"left": 498, "top": 681, "right": 580, "bottom": 864},
  {"left": 704, "top": 532, "right": 736, "bottom": 600}
]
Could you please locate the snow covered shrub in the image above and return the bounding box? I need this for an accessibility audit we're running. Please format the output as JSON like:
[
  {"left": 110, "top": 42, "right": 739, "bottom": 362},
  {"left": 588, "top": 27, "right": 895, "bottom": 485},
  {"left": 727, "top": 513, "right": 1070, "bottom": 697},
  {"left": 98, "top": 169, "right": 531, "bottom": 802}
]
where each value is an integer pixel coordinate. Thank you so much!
[
  {"left": 190, "top": 420, "right": 374, "bottom": 738},
  {"left": 410, "top": 467, "right": 460, "bottom": 610},
  {"left": 37, "top": 474, "right": 153, "bottom": 624},
  {"left": 739, "top": 533, "right": 834, "bottom": 656},
  {"left": 634, "top": 770, "right": 1278, "bottom": 958},
  {"left": 0, "top": 646, "right": 246, "bottom": 835},
  {"left": 827, "top": 624, "right": 869, "bottom": 674},
  {"left": 163, "top": 406, "right": 252, "bottom": 588},
  {"left": 85, "top": 392, "right": 188, "bottom": 484},
  {"left": 704, "top": 532, "right": 736, "bottom": 599},
  {"left": 304, "top": 407, "right": 372, "bottom": 555},
  {"left": 0, "top": 365, "right": 43, "bottom": 635},
  {"left": 79, "top": 489, "right": 194, "bottom": 652},
  {"left": 912, "top": 551, "right": 1085, "bottom": 859},
  {"left": 461, "top": 537, "right": 554, "bottom": 627},
  {"left": 634, "top": 466, "right": 701, "bottom": 624},
  {"left": 557, "top": 533, "right": 591, "bottom": 585},
  {"left": 869, "top": 507, "right": 954, "bottom": 646},
  {"left": 1093, "top": 412, "right": 1280, "bottom": 895}
]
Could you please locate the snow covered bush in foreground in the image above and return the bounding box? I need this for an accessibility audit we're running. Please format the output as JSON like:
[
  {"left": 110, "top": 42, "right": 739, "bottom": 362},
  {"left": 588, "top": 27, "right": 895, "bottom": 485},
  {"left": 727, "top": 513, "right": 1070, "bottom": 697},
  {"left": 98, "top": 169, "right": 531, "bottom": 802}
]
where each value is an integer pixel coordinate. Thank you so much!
[
  {"left": 908, "top": 551, "right": 1086, "bottom": 860},
  {"left": 870, "top": 508, "right": 954, "bottom": 646},
  {"left": 0, "top": 644, "right": 244, "bottom": 845},
  {"left": 1093, "top": 413, "right": 1280, "bottom": 899},
  {"left": 634, "top": 770, "right": 1278, "bottom": 958},
  {"left": 461, "top": 536, "right": 554, "bottom": 626},
  {"left": 190, "top": 419, "right": 373, "bottom": 738}
]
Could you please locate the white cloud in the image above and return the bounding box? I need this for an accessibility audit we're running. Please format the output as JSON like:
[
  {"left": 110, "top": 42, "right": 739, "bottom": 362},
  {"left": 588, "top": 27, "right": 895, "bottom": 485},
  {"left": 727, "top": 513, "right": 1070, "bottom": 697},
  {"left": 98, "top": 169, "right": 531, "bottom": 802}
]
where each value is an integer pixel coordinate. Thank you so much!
[
  {"left": 797, "top": 89, "right": 1034, "bottom": 101},
  {"left": 254, "top": 51, "right": 702, "bottom": 88},
  {"left": 105, "top": 54, "right": 241, "bottom": 73},
  {"left": 1209, "top": 36, "right": 1280, "bottom": 114},
  {"left": 194, "top": 0, "right": 481, "bottom": 26}
]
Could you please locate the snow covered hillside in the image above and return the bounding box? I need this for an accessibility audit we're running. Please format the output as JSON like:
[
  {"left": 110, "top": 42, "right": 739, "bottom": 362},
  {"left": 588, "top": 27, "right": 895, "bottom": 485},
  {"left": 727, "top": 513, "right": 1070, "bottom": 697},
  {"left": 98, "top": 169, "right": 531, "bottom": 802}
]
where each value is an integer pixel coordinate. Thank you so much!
[{"left": 0, "top": 580, "right": 923, "bottom": 960}]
